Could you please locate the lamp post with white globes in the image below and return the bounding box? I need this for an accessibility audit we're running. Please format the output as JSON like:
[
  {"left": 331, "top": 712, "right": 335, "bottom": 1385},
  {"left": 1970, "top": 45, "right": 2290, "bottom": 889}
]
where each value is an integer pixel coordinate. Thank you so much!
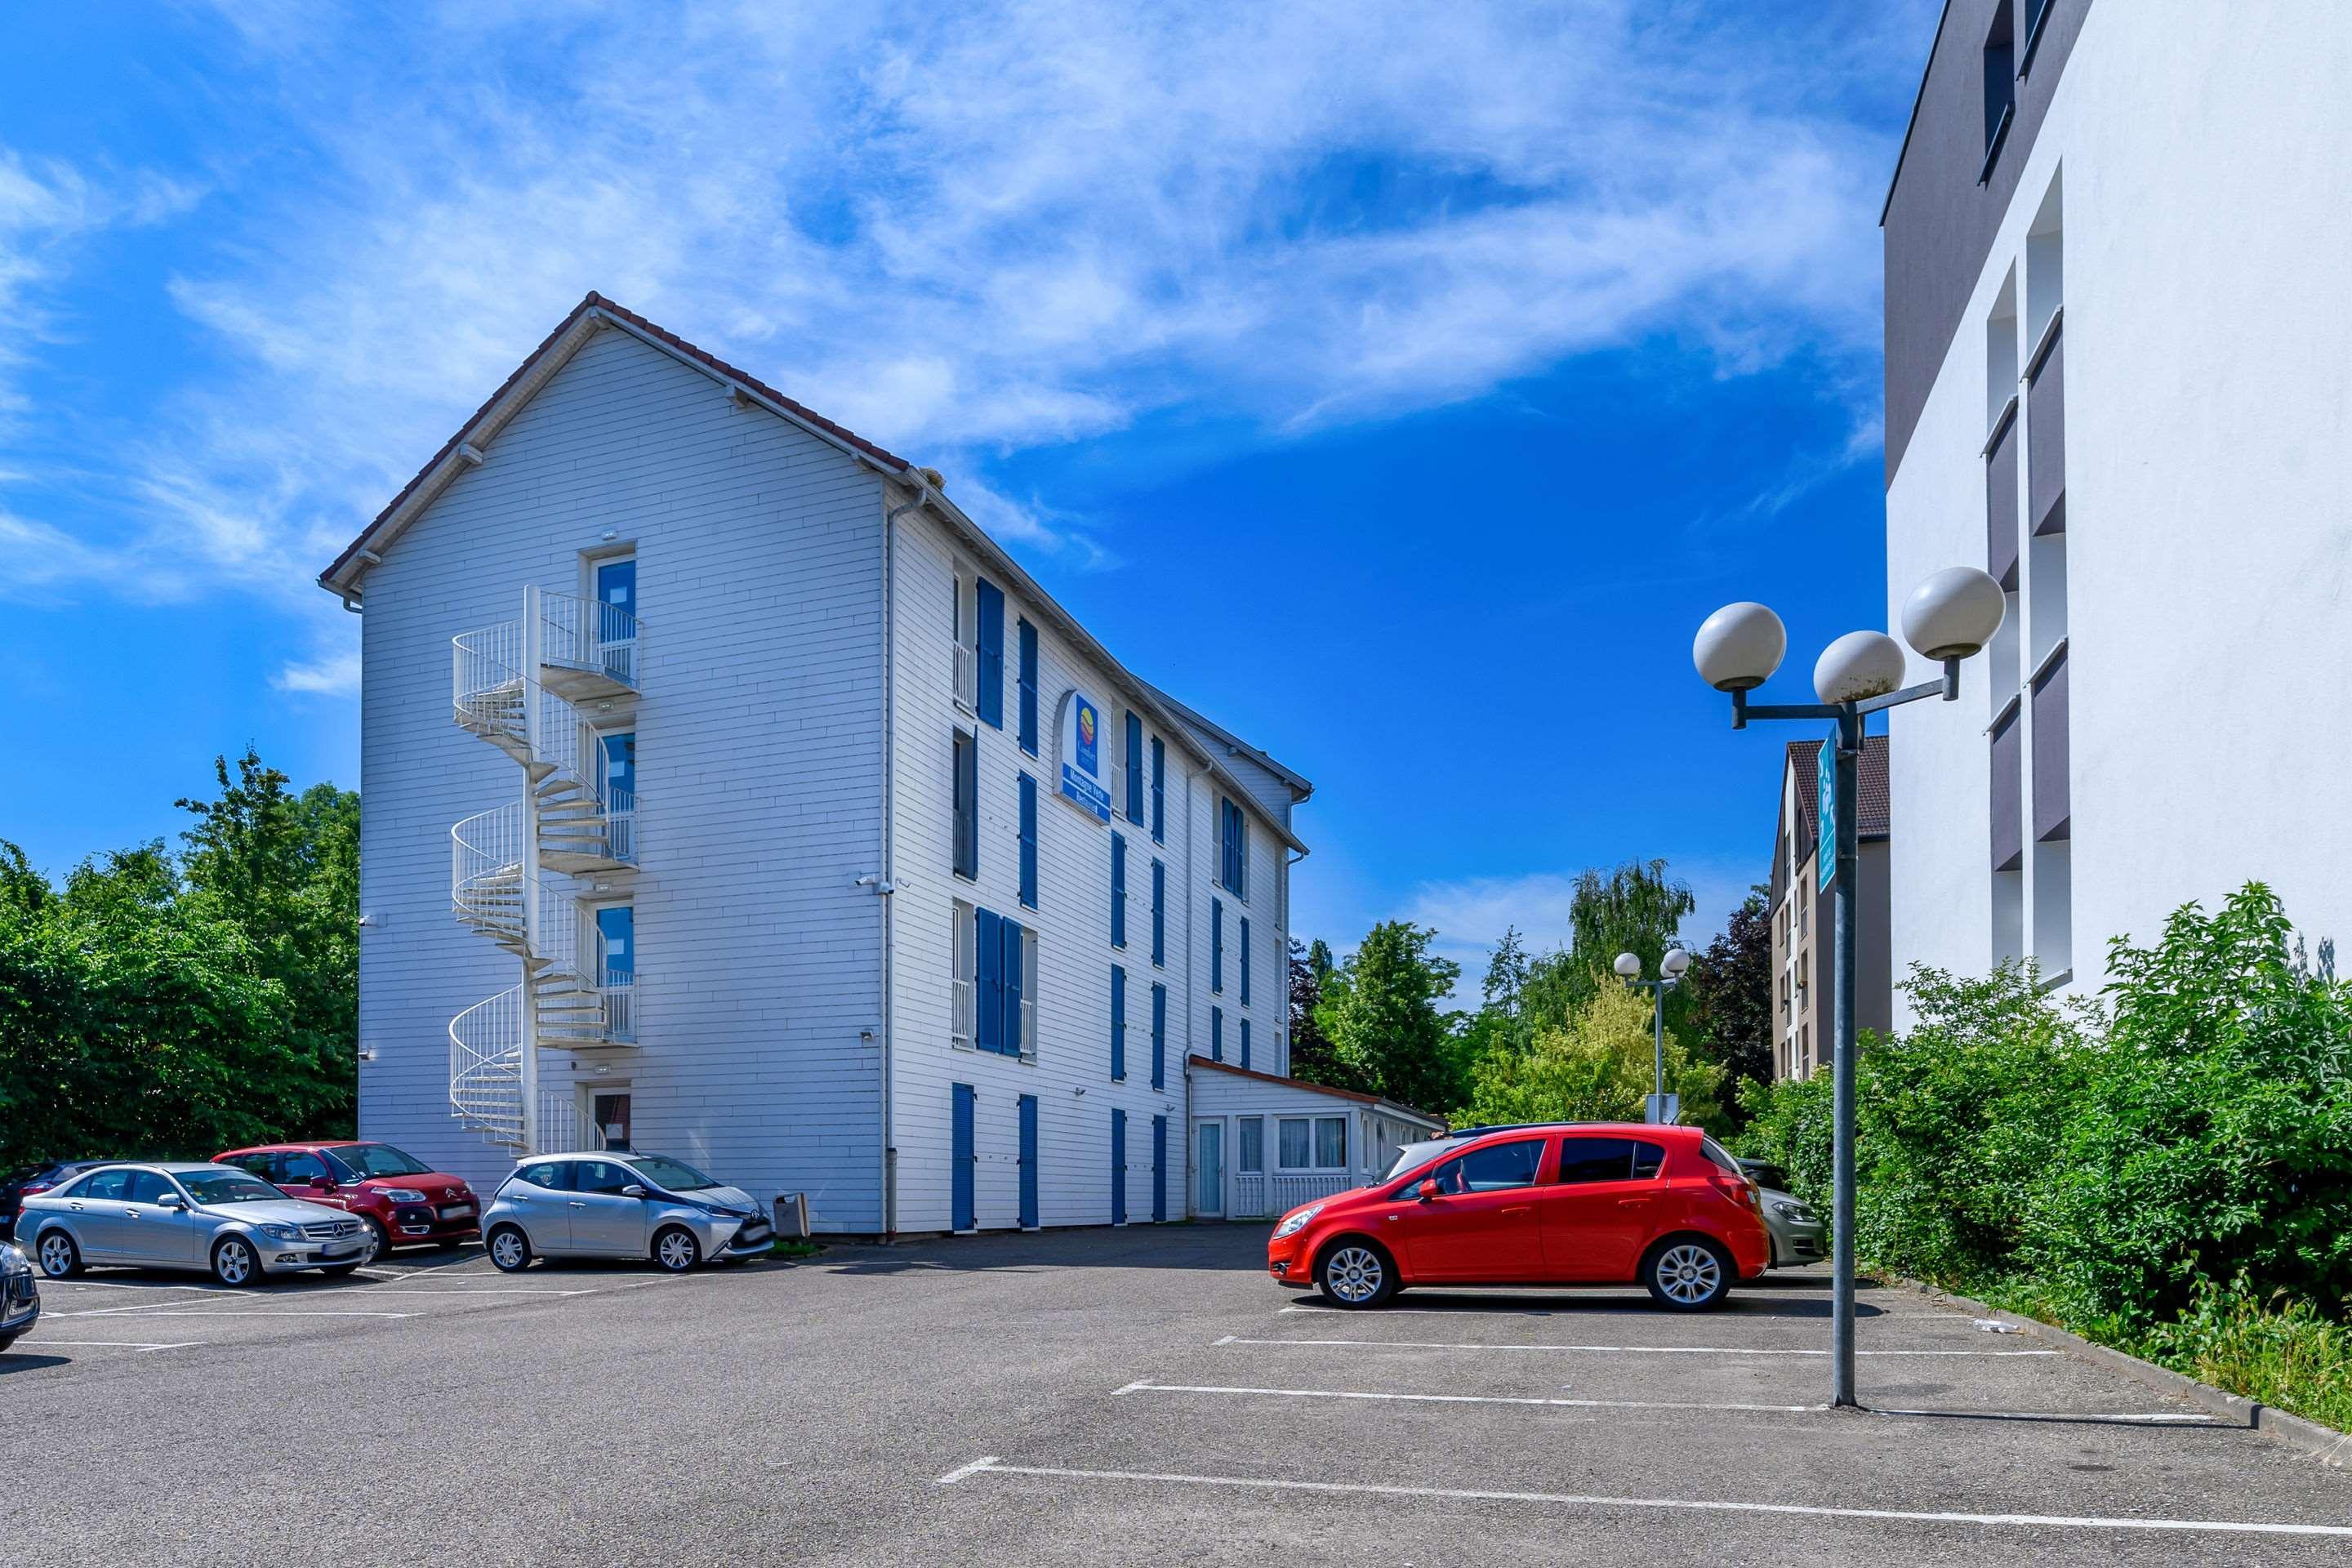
[
  {"left": 1691, "top": 566, "right": 2007, "bottom": 1410},
  {"left": 1613, "top": 947, "right": 1691, "bottom": 1123}
]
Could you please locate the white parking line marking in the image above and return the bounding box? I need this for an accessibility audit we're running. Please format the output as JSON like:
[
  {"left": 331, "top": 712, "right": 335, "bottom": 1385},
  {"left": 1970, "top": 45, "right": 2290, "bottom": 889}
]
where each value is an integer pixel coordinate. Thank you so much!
[
  {"left": 19, "top": 1339, "right": 206, "bottom": 1352},
  {"left": 1112, "top": 1379, "right": 1816, "bottom": 1414},
  {"left": 932, "top": 1457, "right": 2352, "bottom": 1538},
  {"left": 71, "top": 1309, "right": 421, "bottom": 1320},
  {"left": 318, "top": 1287, "right": 595, "bottom": 1298},
  {"left": 1218, "top": 1334, "right": 2060, "bottom": 1358}
]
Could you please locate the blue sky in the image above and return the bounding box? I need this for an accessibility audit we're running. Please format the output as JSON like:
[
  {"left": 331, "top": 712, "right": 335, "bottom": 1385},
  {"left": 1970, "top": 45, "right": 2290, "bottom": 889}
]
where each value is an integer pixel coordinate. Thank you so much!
[{"left": 1, "top": 1, "right": 1935, "bottom": 989}]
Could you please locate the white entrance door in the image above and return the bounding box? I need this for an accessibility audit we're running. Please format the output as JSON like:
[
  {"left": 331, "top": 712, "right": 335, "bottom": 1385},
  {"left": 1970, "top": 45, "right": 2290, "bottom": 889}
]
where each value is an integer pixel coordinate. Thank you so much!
[{"left": 1194, "top": 1120, "right": 1225, "bottom": 1218}]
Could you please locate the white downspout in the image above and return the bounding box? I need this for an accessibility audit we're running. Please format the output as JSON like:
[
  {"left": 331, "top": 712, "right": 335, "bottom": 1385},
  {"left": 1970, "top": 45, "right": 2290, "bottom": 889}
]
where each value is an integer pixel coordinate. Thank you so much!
[{"left": 878, "top": 474, "right": 931, "bottom": 1236}]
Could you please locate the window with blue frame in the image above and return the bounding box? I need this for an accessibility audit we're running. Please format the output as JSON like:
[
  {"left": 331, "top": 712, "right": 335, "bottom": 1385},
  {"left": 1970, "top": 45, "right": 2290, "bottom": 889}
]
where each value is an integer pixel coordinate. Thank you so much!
[
  {"left": 1211, "top": 1005, "right": 1223, "bottom": 1062},
  {"left": 1110, "top": 833, "right": 1127, "bottom": 948},
  {"left": 1151, "top": 982, "right": 1167, "bottom": 1089},
  {"left": 975, "top": 577, "right": 1004, "bottom": 728},
  {"left": 1150, "top": 858, "right": 1166, "bottom": 967},
  {"left": 1149, "top": 737, "right": 1165, "bottom": 843},
  {"left": 1211, "top": 898, "right": 1223, "bottom": 993},
  {"left": 971, "top": 906, "right": 1032, "bottom": 1058},
  {"left": 595, "top": 906, "right": 635, "bottom": 982},
  {"left": 593, "top": 557, "right": 639, "bottom": 684},
  {"left": 1219, "top": 797, "right": 1248, "bottom": 899},
  {"left": 1110, "top": 964, "right": 1127, "bottom": 1080},
  {"left": 1124, "top": 712, "right": 1145, "bottom": 822},
  {"left": 600, "top": 732, "right": 636, "bottom": 862},
  {"left": 1018, "top": 773, "right": 1038, "bottom": 910},
  {"left": 1016, "top": 618, "right": 1039, "bottom": 756},
  {"left": 1238, "top": 915, "right": 1250, "bottom": 1006}
]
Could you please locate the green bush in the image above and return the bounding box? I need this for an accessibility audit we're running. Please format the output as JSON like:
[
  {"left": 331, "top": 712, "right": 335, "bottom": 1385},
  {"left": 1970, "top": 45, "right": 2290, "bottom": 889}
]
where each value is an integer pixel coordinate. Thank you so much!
[{"left": 1735, "top": 882, "right": 2352, "bottom": 1431}]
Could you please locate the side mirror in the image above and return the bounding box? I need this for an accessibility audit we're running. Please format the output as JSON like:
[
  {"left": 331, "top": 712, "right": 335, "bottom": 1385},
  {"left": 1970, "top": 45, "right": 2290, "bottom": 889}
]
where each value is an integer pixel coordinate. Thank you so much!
[
  {"left": 1416, "top": 1179, "right": 1441, "bottom": 1202},
  {"left": 157, "top": 1192, "right": 187, "bottom": 1210},
  {"left": 309, "top": 1174, "right": 335, "bottom": 1191},
  {"left": 621, "top": 1185, "right": 648, "bottom": 1199}
]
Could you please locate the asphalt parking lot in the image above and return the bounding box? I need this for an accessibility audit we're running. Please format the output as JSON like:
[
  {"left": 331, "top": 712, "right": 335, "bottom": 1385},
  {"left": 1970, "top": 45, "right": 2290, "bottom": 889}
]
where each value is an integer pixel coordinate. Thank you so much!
[{"left": 6, "top": 1225, "right": 2348, "bottom": 1566}]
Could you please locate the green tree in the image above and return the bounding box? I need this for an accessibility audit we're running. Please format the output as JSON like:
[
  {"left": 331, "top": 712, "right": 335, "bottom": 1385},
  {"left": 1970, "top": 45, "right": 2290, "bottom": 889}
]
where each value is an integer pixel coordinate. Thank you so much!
[
  {"left": 1681, "top": 885, "right": 1775, "bottom": 1128},
  {"left": 1313, "top": 922, "right": 1463, "bottom": 1112},
  {"left": 1286, "top": 937, "right": 1362, "bottom": 1091},
  {"left": 1457, "top": 982, "right": 1722, "bottom": 1128}
]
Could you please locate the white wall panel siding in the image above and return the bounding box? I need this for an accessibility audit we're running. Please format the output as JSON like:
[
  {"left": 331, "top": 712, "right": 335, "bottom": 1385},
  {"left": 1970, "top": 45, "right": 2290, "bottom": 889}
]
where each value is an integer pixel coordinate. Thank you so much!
[{"left": 358, "top": 323, "right": 886, "bottom": 1227}]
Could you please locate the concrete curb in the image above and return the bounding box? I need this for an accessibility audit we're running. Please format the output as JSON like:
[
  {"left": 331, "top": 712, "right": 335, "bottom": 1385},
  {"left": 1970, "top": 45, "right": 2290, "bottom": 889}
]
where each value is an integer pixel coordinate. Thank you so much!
[{"left": 1890, "top": 1277, "right": 2351, "bottom": 1468}]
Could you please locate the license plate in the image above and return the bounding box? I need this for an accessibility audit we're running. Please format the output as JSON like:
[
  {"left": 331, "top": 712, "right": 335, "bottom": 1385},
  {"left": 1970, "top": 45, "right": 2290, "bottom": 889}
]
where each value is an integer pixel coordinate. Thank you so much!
[{"left": 439, "top": 1204, "right": 474, "bottom": 1219}]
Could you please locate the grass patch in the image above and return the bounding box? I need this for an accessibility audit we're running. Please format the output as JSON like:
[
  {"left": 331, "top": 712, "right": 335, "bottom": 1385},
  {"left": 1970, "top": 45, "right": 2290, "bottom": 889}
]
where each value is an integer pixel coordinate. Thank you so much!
[{"left": 768, "top": 1239, "right": 823, "bottom": 1260}]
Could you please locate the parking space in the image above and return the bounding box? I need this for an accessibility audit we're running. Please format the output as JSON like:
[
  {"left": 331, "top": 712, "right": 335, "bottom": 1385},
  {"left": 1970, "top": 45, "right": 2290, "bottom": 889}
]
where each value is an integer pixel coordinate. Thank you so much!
[
  {"left": 6, "top": 1244, "right": 715, "bottom": 1365},
  {"left": 6, "top": 1225, "right": 2348, "bottom": 1566}
]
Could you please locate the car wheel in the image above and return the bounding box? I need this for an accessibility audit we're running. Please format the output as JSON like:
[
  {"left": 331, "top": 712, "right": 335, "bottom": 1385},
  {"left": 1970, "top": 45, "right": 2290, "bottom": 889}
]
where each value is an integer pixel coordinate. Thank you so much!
[
  {"left": 487, "top": 1226, "right": 532, "bottom": 1272},
  {"left": 652, "top": 1225, "right": 702, "bottom": 1273},
  {"left": 35, "top": 1230, "right": 82, "bottom": 1280},
  {"left": 360, "top": 1216, "right": 391, "bottom": 1263},
  {"left": 1314, "top": 1239, "right": 1397, "bottom": 1309},
  {"left": 1644, "top": 1236, "right": 1734, "bottom": 1311},
  {"left": 212, "top": 1234, "right": 262, "bottom": 1288}
]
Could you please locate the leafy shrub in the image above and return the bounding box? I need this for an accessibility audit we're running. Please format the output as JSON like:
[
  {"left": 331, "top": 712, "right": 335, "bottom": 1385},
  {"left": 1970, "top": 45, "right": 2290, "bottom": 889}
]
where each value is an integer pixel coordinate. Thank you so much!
[{"left": 2139, "top": 1279, "right": 2352, "bottom": 1435}]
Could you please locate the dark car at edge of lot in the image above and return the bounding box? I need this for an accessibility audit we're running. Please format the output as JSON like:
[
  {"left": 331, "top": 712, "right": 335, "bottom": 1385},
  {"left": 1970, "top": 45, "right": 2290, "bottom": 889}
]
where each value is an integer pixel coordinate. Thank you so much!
[{"left": 1, "top": 1160, "right": 118, "bottom": 1241}]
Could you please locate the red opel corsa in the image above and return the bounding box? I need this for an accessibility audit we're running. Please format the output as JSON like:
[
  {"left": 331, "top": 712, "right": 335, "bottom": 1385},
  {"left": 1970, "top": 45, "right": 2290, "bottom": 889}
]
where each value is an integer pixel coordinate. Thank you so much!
[{"left": 1266, "top": 1122, "right": 1771, "bottom": 1311}]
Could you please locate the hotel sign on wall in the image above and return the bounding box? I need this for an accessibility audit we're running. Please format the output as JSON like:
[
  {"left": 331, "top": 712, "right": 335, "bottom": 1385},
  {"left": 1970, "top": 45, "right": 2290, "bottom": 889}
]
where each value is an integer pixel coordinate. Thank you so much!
[{"left": 1056, "top": 688, "right": 1111, "bottom": 823}]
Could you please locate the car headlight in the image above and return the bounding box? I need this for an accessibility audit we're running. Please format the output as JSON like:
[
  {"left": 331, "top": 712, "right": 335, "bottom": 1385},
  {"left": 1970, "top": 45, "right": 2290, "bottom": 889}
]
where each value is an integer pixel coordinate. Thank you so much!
[
  {"left": 1, "top": 1242, "right": 28, "bottom": 1275},
  {"left": 1771, "top": 1200, "right": 1815, "bottom": 1221},
  {"left": 1272, "top": 1204, "right": 1324, "bottom": 1241},
  {"left": 260, "top": 1223, "right": 300, "bottom": 1241},
  {"left": 376, "top": 1188, "right": 430, "bottom": 1205}
]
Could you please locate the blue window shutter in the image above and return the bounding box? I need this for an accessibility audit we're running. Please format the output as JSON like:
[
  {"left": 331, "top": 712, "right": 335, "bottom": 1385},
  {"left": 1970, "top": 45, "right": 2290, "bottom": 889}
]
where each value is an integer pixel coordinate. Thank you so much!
[
  {"left": 1111, "top": 1110, "right": 1126, "bottom": 1226},
  {"left": 1211, "top": 898, "right": 1223, "bottom": 993},
  {"left": 1110, "top": 833, "right": 1127, "bottom": 947},
  {"left": 1211, "top": 1005, "right": 1223, "bottom": 1062},
  {"left": 1125, "top": 713, "right": 1144, "bottom": 821},
  {"left": 1151, "top": 859, "right": 1166, "bottom": 966},
  {"left": 1152, "top": 983, "right": 1166, "bottom": 1089},
  {"left": 1017, "top": 618, "right": 1039, "bottom": 756},
  {"left": 975, "top": 908, "right": 1002, "bottom": 1054},
  {"left": 1150, "top": 737, "right": 1165, "bottom": 842},
  {"left": 1240, "top": 916, "right": 1251, "bottom": 1005},
  {"left": 976, "top": 578, "right": 1004, "bottom": 728},
  {"left": 1241, "top": 1018, "right": 1252, "bottom": 1071},
  {"left": 1000, "top": 916, "right": 1027, "bottom": 1055},
  {"left": 1111, "top": 965, "right": 1126, "bottom": 1080},
  {"left": 1152, "top": 1116, "right": 1167, "bottom": 1223},
  {"left": 1018, "top": 773, "right": 1038, "bottom": 910}
]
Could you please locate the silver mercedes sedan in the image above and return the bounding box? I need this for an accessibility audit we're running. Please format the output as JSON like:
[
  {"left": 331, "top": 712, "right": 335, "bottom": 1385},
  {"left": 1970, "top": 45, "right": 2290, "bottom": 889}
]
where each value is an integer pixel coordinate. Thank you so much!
[{"left": 18, "top": 1162, "right": 372, "bottom": 1286}]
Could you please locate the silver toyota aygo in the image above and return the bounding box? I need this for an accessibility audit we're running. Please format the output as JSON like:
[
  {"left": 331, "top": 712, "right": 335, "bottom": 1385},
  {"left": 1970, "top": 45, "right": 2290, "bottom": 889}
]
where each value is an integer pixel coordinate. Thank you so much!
[
  {"left": 482, "top": 1151, "right": 773, "bottom": 1273},
  {"left": 19, "top": 1162, "right": 372, "bottom": 1285}
]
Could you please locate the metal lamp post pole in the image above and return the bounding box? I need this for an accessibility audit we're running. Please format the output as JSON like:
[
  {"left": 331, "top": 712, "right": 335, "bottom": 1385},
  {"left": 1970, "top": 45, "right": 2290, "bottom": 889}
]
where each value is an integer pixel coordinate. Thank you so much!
[
  {"left": 1727, "top": 659, "right": 1958, "bottom": 1409},
  {"left": 1618, "top": 962, "right": 1683, "bottom": 1121}
]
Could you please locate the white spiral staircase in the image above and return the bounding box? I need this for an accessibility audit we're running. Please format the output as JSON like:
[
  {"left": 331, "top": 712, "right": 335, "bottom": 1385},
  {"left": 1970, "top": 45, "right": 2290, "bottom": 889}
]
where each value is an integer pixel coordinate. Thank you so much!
[{"left": 447, "top": 586, "right": 640, "bottom": 1151}]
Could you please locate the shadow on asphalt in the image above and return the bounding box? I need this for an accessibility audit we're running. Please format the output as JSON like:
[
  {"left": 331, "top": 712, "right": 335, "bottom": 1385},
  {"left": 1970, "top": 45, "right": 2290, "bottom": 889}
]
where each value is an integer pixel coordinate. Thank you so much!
[{"left": 0, "top": 1353, "right": 70, "bottom": 1374}]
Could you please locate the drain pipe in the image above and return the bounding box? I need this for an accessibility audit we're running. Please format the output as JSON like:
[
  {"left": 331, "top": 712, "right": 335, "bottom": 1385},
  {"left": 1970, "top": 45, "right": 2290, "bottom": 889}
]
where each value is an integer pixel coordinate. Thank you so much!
[{"left": 876, "top": 470, "right": 934, "bottom": 1237}]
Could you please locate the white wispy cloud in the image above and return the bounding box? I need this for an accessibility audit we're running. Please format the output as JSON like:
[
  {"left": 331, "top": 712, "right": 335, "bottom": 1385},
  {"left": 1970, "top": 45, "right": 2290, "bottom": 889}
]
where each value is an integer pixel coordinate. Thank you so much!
[
  {"left": 273, "top": 648, "right": 361, "bottom": 696},
  {"left": 7, "top": 0, "right": 1931, "bottom": 664}
]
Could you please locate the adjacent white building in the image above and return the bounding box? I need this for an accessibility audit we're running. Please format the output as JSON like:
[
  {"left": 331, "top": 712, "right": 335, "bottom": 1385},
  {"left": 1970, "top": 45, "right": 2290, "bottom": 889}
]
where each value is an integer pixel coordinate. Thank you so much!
[
  {"left": 318, "top": 294, "right": 1437, "bottom": 1234},
  {"left": 1880, "top": 2, "right": 2352, "bottom": 1020}
]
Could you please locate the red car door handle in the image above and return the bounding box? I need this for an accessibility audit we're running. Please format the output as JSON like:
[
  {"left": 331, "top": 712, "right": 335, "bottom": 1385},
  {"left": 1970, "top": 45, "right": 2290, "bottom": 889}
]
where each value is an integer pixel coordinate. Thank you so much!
[
  {"left": 1617, "top": 1198, "right": 1650, "bottom": 1208},
  {"left": 1501, "top": 1205, "right": 1533, "bottom": 1217}
]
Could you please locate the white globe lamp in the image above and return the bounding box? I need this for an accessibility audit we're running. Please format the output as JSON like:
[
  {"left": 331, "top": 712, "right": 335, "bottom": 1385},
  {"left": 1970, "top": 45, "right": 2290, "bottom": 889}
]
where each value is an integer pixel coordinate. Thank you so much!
[
  {"left": 1612, "top": 951, "right": 1642, "bottom": 979},
  {"left": 1812, "top": 630, "right": 1908, "bottom": 705},
  {"left": 1692, "top": 602, "right": 1786, "bottom": 693},
  {"left": 1900, "top": 566, "right": 2008, "bottom": 661},
  {"left": 1661, "top": 947, "right": 1691, "bottom": 978}
]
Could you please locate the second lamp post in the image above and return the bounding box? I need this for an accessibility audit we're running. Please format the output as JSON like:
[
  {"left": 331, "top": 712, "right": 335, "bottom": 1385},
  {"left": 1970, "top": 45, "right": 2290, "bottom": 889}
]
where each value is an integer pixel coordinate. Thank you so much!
[{"left": 1614, "top": 947, "right": 1690, "bottom": 1123}]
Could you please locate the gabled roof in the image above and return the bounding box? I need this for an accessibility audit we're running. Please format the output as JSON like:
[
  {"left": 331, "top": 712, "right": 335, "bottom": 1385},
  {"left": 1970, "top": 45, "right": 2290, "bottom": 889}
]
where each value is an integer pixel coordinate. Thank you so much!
[
  {"left": 1779, "top": 735, "right": 1892, "bottom": 873},
  {"left": 1141, "top": 681, "right": 1313, "bottom": 801},
  {"left": 315, "top": 292, "right": 1307, "bottom": 854},
  {"left": 1187, "top": 1054, "right": 1441, "bottom": 1127}
]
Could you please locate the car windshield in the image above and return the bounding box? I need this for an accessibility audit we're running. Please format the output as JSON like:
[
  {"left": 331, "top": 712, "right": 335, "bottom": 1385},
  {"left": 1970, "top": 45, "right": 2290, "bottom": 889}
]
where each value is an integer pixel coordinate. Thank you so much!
[
  {"left": 1383, "top": 1138, "right": 1465, "bottom": 1182},
  {"left": 179, "top": 1170, "right": 286, "bottom": 1206},
  {"left": 622, "top": 1155, "right": 717, "bottom": 1192},
  {"left": 329, "top": 1143, "right": 434, "bottom": 1179}
]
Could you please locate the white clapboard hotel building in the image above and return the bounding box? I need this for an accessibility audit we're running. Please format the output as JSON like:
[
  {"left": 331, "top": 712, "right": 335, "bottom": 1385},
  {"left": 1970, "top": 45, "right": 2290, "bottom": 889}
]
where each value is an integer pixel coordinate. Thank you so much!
[{"left": 319, "top": 294, "right": 1437, "bottom": 1236}]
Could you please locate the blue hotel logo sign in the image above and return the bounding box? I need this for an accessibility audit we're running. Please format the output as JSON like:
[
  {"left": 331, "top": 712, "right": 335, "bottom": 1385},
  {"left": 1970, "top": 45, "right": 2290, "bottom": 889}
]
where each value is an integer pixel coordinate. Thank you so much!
[{"left": 1057, "top": 688, "right": 1111, "bottom": 823}]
